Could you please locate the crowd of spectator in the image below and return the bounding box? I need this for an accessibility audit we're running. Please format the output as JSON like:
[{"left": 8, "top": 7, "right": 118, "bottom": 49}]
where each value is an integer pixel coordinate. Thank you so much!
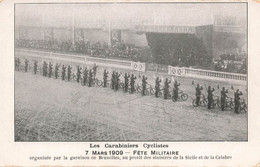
[
  {"left": 15, "top": 39, "right": 247, "bottom": 74},
  {"left": 15, "top": 39, "right": 143, "bottom": 61},
  {"left": 153, "top": 47, "right": 211, "bottom": 68},
  {"left": 214, "top": 53, "right": 247, "bottom": 74}
]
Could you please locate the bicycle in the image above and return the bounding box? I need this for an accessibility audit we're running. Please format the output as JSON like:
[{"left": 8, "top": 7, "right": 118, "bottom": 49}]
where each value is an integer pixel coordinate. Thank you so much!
[
  {"left": 239, "top": 99, "right": 247, "bottom": 112},
  {"left": 204, "top": 95, "right": 220, "bottom": 108},
  {"left": 172, "top": 90, "right": 188, "bottom": 102},
  {"left": 192, "top": 94, "right": 207, "bottom": 107},
  {"left": 134, "top": 83, "right": 142, "bottom": 93},
  {"left": 218, "top": 97, "right": 234, "bottom": 110},
  {"left": 147, "top": 84, "right": 155, "bottom": 95},
  {"left": 96, "top": 79, "right": 111, "bottom": 88}
]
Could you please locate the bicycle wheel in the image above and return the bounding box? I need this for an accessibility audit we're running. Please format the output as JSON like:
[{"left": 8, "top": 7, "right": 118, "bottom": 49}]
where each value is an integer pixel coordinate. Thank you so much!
[
  {"left": 120, "top": 83, "right": 125, "bottom": 89},
  {"left": 72, "top": 75, "right": 77, "bottom": 81},
  {"left": 192, "top": 99, "right": 198, "bottom": 107},
  {"left": 158, "top": 91, "right": 163, "bottom": 97},
  {"left": 181, "top": 93, "right": 188, "bottom": 101},
  {"left": 172, "top": 96, "right": 177, "bottom": 102},
  {"left": 97, "top": 80, "right": 103, "bottom": 86},
  {"left": 149, "top": 88, "right": 155, "bottom": 95},
  {"left": 217, "top": 100, "right": 221, "bottom": 108},
  {"left": 136, "top": 86, "right": 142, "bottom": 93},
  {"left": 202, "top": 99, "right": 207, "bottom": 107},
  {"left": 81, "top": 79, "right": 86, "bottom": 86},
  {"left": 229, "top": 102, "right": 234, "bottom": 109},
  {"left": 145, "top": 89, "right": 149, "bottom": 95},
  {"left": 242, "top": 104, "right": 247, "bottom": 112}
]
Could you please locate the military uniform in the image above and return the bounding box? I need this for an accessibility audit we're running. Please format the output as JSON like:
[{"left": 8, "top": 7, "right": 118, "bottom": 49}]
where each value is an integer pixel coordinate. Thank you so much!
[
  {"left": 43, "top": 61, "right": 47, "bottom": 76},
  {"left": 195, "top": 84, "right": 203, "bottom": 106},
  {"left": 155, "top": 77, "right": 161, "bottom": 97},
  {"left": 25, "top": 59, "right": 29, "bottom": 72},
  {"left": 61, "top": 65, "right": 66, "bottom": 80},
  {"left": 82, "top": 68, "right": 88, "bottom": 86},
  {"left": 130, "top": 74, "right": 136, "bottom": 94},
  {"left": 173, "top": 81, "right": 180, "bottom": 101},
  {"left": 103, "top": 70, "right": 109, "bottom": 87},
  {"left": 221, "top": 87, "right": 228, "bottom": 111},
  {"left": 67, "top": 65, "right": 72, "bottom": 81},
  {"left": 234, "top": 89, "right": 243, "bottom": 114},
  {"left": 33, "top": 60, "right": 38, "bottom": 74},
  {"left": 111, "top": 72, "right": 115, "bottom": 90},
  {"left": 17, "top": 58, "right": 21, "bottom": 71},
  {"left": 142, "top": 76, "right": 148, "bottom": 96},
  {"left": 54, "top": 63, "right": 60, "bottom": 79},
  {"left": 48, "top": 62, "right": 53, "bottom": 78},
  {"left": 207, "top": 86, "right": 215, "bottom": 109},
  {"left": 93, "top": 64, "right": 98, "bottom": 79},
  {"left": 124, "top": 73, "right": 130, "bottom": 92},
  {"left": 163, "top": 78, "right": 171, "bottom": 99},
  {"left": 115, "top": 72, "right": 121, "bottom": 91},
  {"left": 76, "top": 66, "right": 82, "bottom": 83},
  {"left": 88, "top": 70, "right": 93, "bottom": 87}
]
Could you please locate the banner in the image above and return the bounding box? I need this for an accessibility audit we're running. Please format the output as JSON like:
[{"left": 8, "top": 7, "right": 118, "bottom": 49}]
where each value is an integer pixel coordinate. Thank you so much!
[
  {"left": 131, "top": 61, "right": 146, "bottom": 72},
  {"left": 168, "top": 66, "right": 185, "bottom": 76}
]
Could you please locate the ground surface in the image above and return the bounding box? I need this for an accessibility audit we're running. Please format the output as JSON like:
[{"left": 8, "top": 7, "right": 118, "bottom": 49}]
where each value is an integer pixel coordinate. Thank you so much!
[{"left": 15, "top": 70, "right": 247, "bottom": 141}]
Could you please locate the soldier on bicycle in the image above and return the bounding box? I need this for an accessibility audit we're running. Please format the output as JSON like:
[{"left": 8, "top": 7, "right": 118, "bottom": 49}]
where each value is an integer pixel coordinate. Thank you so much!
[
  {"left": 25, "top": 58, "right": 29, "bottom": 72},
  {"left": 234, "top": 89, "right": 243, "bottom": 114},
  {"left": 67, "top": 65, "right": 72, "bottom": 81},
  {"left": 173, "top": 80, "right": 180, "bottom": 101},
  {"left": 130, "top": 74, "right": 136, "bottom": 94},
  {"left": 155, "top": 77, "right": 161, "bottom": 98},
  {"left": 82, "top": 67, "right": 88, "bottom": 86},
  {"left": 93, "top": 63, "right": 98, "bottom": 79},
  {"left": 61, "top": 65, "right": 66, "bottom": 80},
  {"left": 76, "top": 65, "right": 82, "bottom": 83},
  {"left": 43, "top": 61, "right": 48, "bottom": 76},
  {"left": 195, "top": 84, "right": 203, "bottom": 106},
  {"left": 207, "top": 86, "right": 215, "bottom": 109},
  {"left": 124, "top": 73, "right": 130, "bottom": 92},
  {"left": 111, "top": 71, "right": 115, "bottom": 90},
  {"left": 163, "top": 78, "right": 171, "bottom": 99},
  {"left": 88, "top": 69, "right": 93, "bottom": 87},
  {"left": 17, "top": 58, "right": 21, "bottom": 71},
  {"left": 103, "top": 69, "right": 109, "bottom": 87},
  {"left": 115, "top": 72, "right": 121, "bottom": 91},
  {"left": 48, "top": 62, "right": 53, "bottom": 78},
  {"left": 33, "top": 60, "right": 38, "bottom": 74},
  {"left": 54, "top": 63, "right": 60, "bottom": 79},
  {"left": 142, "top": 75, "right": 148, "bottom": 96},
  {"left": 221, "top": 87, "right": 228, "bottom": 111}
]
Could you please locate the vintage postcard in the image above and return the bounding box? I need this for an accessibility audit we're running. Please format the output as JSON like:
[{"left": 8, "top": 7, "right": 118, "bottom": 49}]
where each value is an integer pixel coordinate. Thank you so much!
[{"left": 0, "top": 0, "right": 260, "bottom": 166}]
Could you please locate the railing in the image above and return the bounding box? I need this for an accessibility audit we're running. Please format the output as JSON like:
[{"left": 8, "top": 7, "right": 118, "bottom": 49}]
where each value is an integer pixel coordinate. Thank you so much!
[
  {"left": 184, "top": 67, "right": 247, "bottom": 81},
  {"left": 15, "top": 49, "right": 132, "bottom": 69}
]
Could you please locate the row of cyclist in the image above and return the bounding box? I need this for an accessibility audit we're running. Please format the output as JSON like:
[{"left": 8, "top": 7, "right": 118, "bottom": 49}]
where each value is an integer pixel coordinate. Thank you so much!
[{"left": 15, "top": 58, "right": 247, "bottom": 114}]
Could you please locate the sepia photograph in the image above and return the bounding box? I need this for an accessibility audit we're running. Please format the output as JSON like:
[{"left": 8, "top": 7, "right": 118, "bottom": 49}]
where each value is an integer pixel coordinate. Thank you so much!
[{"left": 14, "top": 2, "right": 248, "bottom": 142}]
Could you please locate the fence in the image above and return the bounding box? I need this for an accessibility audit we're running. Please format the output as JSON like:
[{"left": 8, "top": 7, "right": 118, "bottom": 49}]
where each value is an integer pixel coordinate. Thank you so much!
[
  {"left": 168, "top": 65, "right": 247, "bottom": 82},
  {"left": 15, "top": 49, "right": 136, "bottom": 70}
]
